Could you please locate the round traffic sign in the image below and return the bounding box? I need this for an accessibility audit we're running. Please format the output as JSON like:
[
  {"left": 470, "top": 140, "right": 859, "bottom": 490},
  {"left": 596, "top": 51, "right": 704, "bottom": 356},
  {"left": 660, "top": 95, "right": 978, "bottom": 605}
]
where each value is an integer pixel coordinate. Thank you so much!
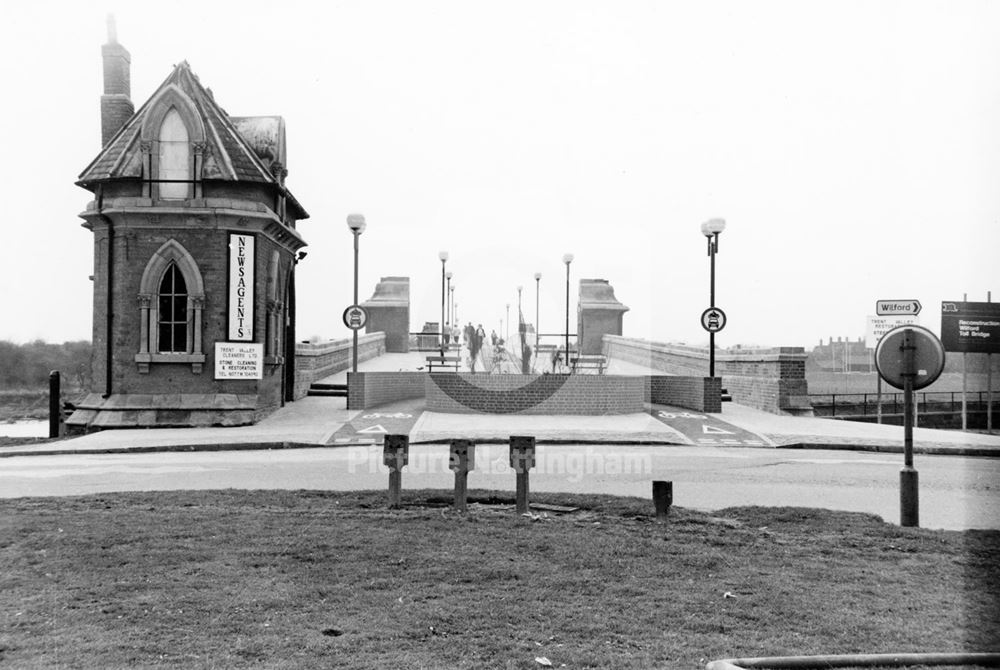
[
  {"left": 342, "top": 304, "right": 368, "bottom": 330},
  {"left": 875, "top": 325, "right": 945, "bottom": 390},
  {"left": 701, "top": 307, "right": 727, "bottom": 333}
]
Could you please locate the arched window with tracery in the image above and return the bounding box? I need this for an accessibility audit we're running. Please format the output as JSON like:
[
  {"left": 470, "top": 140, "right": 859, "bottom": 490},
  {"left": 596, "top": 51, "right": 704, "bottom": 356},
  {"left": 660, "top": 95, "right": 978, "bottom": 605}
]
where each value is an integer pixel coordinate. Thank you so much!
[{"left": 136, "top": 239, "right": 206, "bottom": 373}]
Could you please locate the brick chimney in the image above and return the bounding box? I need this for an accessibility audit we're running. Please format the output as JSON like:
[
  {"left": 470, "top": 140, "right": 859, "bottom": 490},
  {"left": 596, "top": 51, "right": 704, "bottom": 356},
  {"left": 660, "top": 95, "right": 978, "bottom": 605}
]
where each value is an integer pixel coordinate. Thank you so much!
[{"left": 100, "top": 15, "right": 134, "bottom": 146}]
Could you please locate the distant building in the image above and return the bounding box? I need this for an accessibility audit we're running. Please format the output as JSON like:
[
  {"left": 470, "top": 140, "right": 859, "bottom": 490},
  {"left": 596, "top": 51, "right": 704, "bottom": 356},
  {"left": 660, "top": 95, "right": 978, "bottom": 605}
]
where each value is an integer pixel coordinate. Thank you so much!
[
  {"left": 67, "top": 18, "right": 309, "bottom": 430},
  {"left": 807, "top": 337, "right": 871, "bottom": 373}
]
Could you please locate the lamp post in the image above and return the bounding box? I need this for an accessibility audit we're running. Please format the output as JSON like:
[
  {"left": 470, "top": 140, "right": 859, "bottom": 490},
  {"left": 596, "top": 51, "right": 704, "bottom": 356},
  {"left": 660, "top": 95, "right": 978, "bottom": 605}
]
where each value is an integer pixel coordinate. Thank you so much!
[
  {"left": 562, "top": 253, "right": 574, "bottom": 368},
  {"left": 517, "top": 285, "right": 523, "bottom": 326},
  {"left": 445, "top": 271, "right": 453, "bottom": 329},
  {"left": 534, "top": 272, "right": 541, "bottom": 355},
  {"left": 449, "top": 284, "right": 455, "bottom": 337},
  {"left": 701, "top": 218, "right": 726, "bottom": 377},
  {"left": 439, "top": 251, "right": 448, "bottom": 356},
  {"left": 346, "top": 213, "right": 366, "bottom": 373},
  {"left": 506, "top": 303, "right": 510, "bottom": 343}
]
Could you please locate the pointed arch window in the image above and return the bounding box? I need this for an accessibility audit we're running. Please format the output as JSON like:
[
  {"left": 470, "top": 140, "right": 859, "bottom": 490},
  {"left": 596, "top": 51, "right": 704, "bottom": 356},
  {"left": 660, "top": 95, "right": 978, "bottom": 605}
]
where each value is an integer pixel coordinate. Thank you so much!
[
  {"left": 158, "top": 108, "right": 190, "bottom": 200},
  {"left": 158, "top": 263, "right": 188, "bottom": 352},
  {"left": 135, "top": 239, "right": 206, "bottom": 373}
]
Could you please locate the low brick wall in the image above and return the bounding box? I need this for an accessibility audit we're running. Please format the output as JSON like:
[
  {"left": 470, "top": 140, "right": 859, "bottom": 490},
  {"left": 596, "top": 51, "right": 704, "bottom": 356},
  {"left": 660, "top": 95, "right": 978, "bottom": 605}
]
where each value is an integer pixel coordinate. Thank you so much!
[
  {"left": 340, "top": 368, "right": 724, "bottom": 414},
  {"left": 425, "top": 374, "right": 646, "bottom": 415},
  {"left": 604, "top": 335, "right": 811, "bottom": 415},
  {"left": 647, "top": 376, "right": 722, "bottom": 413},
  {"left": 293, "top": 332, "right": 386, "bottom": 400},
  {"left": 347, "top": 371, "right": 426, "bottom": 410}
]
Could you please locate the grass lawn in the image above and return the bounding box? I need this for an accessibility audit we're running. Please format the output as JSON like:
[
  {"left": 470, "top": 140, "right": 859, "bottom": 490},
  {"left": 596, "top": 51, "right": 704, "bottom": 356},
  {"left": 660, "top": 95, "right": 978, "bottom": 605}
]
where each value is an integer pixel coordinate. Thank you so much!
[{"left": 2, "top": 489, "right": 998, "bottom": 669}]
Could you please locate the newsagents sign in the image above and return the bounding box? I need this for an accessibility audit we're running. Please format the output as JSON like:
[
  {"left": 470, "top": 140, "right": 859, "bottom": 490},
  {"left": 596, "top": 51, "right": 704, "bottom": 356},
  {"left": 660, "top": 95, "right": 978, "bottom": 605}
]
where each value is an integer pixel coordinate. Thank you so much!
[{"left": 941, "top": 301, "right": 1000, "bottom": 353}]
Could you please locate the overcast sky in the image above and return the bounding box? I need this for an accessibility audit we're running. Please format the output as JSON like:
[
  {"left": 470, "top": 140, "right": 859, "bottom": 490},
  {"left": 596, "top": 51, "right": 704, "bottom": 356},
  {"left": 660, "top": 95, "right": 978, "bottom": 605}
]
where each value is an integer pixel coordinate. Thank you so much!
[{"left": 0, "top": 0, "right": 996, "bottom": 350}]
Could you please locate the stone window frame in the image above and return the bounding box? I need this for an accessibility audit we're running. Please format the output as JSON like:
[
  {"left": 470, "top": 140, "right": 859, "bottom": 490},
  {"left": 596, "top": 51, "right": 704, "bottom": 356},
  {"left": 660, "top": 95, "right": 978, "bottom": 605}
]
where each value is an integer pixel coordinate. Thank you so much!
[
  {"left": 139, "top": 84, "right": 207, "bottom": 201},
  {"left": 135, "top": 239, "right": 206, "bottom": 373},
  {"left": 264, "top": 250, "right": 285, "bottom": 365}
]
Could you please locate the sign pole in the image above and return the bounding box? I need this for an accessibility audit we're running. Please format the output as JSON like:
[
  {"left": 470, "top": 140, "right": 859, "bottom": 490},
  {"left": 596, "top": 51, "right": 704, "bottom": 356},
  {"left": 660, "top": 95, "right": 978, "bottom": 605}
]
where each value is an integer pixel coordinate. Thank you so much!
[
  {"left": 989, "top": 290, "right": 994, "bottom": 435},
  {"left": 900, "top": 328, "right": 919, "bottom": 527},
  {"left": 876, "top": 374, "right": 883, "bottom": 424},
  {"left": 988, "top": 353, "right": 993, "bottom": 434}
]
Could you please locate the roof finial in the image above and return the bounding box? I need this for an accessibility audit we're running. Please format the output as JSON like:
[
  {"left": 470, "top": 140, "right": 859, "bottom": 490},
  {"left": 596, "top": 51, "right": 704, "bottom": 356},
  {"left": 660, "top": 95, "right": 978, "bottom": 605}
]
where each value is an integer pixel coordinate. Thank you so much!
[{"left": 106, "top": 14, "right": 117, "bottom": 43}]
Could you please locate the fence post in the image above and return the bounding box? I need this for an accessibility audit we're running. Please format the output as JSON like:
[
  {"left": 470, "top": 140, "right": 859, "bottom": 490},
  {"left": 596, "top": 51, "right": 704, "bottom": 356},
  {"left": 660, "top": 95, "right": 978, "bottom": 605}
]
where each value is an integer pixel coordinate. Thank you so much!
[
  {"left": 383, "top": 434, "right": 409, "bottom": 509},
  {"left": 509, "top": 435, "right": 536, "bottom": 514},
  {"left": 48, "top": 370, "right": 61, "bottom": 438},
  {"left": 449, "top": 439, "right": 475, "bottom": 512}
]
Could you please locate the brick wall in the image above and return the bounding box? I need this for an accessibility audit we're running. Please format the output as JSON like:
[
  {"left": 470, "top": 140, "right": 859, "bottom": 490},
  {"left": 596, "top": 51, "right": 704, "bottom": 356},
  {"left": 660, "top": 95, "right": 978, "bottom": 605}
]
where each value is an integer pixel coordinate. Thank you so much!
[
  {"left": 425, "top": 374, "right": 646, "bottom": 415},
  {"left": 646, "top": 376, "right": 722, "bottom": 413},
  {"left": 293, "top": 333, "right": 386, "bottom": 399},
  {"left": 346, "top": 371, "right": 425, "bottom": 409},
  {"left": 603, "top": 335, "right": 810, "bottom": 415}
]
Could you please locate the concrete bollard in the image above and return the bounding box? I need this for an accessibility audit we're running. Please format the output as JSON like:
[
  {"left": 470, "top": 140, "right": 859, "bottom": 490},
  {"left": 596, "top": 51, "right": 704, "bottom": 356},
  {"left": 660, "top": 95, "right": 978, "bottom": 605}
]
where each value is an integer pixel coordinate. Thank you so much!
[
  {"left": 509, "top": 435, "right": 536, "bottom": 515},
  {"left": 652, "top": 480, "right": 673, "bottom": 519},
  {"left": 383, "top": 434, "right": 409, "bottom": 509},
  {"left": 449, "top": 439, "right": 476, "bottom": 512}
]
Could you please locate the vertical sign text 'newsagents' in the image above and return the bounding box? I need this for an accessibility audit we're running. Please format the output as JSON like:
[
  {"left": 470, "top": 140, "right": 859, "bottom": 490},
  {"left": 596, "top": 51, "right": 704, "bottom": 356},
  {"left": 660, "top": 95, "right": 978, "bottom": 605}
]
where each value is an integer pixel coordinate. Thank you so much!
[{"left": 228, "top": 233, "right": 254, "bottom": 341}]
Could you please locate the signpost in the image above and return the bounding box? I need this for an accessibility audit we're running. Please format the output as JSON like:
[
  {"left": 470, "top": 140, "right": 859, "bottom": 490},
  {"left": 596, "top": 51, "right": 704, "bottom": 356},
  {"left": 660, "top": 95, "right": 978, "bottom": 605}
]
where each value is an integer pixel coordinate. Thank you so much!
[
  {"left": 941, "top": 300, "right": 999, "bottom": 433},
  {"left": 940, "top": 301, "right": 1000, "bottom": 354},
  {"left": 875, "top": 325, "right": 946, "bottom": 527},
  {"left": 701, "top": 307, "right": 726, "bottom": 333},
  {"left": 343, "top": 304, "right": 368, "bottom": 331},
  {"left": 876, "top": 299, "right": 921, "bottom": 317}
]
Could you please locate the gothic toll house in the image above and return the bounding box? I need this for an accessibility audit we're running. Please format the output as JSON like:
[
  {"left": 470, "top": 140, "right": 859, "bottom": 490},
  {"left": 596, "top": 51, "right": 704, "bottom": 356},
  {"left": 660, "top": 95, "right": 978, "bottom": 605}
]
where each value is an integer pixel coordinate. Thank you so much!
[{"left": 67, "top": 26, "right": 308, "bottom": 431}]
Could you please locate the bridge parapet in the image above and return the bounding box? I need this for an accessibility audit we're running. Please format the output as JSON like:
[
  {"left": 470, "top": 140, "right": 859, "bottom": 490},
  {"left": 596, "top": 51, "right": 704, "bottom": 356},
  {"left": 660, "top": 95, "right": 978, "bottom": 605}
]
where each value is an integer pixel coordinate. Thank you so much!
[
  {"left": 294, "top": 332, "right": 386, "bottom": 399},
  {"left": 603, "top": 335, "right": 811, "bottom": 415}
]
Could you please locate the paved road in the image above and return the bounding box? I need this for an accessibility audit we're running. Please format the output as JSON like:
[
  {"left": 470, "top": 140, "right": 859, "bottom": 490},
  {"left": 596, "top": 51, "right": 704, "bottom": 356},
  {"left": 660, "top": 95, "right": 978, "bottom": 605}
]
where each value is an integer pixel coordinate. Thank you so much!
[{"left": 2, "top": 445, "right": 996, "bottom": 531}]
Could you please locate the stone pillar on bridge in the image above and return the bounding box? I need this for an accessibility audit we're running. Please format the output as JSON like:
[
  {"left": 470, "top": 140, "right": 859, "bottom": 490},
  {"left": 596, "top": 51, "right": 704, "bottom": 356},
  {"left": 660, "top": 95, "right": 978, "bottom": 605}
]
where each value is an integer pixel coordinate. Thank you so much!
[
  {"left": 578, "top": 279, "right": 629, "bottom": 355},
  {"left": 362, "top": 276, "right": 410, "bottom": 353}
]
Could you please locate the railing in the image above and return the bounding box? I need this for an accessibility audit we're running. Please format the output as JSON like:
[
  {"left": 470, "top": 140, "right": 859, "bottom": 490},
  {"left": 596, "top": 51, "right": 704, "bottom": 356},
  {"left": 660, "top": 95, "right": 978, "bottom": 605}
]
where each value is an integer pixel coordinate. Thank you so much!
[{"left": 809, "top": 391, "right": 992, "bottom": 418}]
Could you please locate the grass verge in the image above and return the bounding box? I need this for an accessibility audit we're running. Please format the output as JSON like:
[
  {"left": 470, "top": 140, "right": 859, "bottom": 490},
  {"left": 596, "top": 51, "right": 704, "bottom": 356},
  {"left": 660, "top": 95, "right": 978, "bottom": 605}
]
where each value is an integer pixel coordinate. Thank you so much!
[{"left": 2, "top": 490, "right": 998, "bottom": 669}]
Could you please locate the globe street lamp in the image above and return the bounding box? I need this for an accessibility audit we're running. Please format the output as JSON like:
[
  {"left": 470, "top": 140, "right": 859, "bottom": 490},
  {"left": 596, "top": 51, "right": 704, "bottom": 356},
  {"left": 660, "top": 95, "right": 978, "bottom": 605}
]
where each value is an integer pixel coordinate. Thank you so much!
[
  {"left": 701, "top": 218, "right": 726, "bottom": 377},
  {"left": 439, "top": 251, "right": 448, "bottom": 356},
  {"left": 562, "top": 253, "right": 574, "bottom": 369},
  {"left": 346, "top": 213, "right": 366, "bottom": 373},
  {"left": 534, "top": 272, "right": 541, "bottom": 355}
]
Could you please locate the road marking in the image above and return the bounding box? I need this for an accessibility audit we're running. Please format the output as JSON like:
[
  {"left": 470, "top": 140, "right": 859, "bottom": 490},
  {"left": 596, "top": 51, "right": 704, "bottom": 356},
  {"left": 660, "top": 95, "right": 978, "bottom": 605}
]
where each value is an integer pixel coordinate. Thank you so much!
[
  {"left": 356, "top": 424, "right": 388, "bottom": 434},
  {"left": 703, "top": 424, "right": 735, "bottom": 435}
]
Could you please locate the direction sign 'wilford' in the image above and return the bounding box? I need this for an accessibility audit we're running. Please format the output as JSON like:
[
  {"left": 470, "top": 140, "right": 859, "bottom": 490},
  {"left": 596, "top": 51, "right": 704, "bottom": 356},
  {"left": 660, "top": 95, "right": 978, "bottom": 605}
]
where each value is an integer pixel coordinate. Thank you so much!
[{"left": 876, "top": 299, "right": 922, "bottom": 317}]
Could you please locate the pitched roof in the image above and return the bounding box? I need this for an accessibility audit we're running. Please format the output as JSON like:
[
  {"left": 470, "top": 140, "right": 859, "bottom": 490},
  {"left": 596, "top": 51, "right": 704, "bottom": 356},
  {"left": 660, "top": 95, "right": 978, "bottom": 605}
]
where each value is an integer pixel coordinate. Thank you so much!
[{"left": 78, "top": 61, "right": 307, "bottom": 219}]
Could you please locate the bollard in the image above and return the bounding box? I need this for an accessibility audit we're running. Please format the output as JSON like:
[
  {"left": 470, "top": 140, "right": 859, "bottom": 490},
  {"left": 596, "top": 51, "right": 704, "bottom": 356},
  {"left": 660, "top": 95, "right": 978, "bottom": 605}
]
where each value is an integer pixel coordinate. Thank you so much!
[
  {"left": 509, "top": 435, "right": 536, "bottom": 515},
  {"left": 449, "top": 439, "right": 476, "bottom": 512},
  {"left": 48, "top": 371, "right": 61, "bottom": 439},
  {"left": 383, "top": 434, "right": 409, "bottom": 509},
  {"left": 652, "top": 480, "right": 673, "bottom": 519}
]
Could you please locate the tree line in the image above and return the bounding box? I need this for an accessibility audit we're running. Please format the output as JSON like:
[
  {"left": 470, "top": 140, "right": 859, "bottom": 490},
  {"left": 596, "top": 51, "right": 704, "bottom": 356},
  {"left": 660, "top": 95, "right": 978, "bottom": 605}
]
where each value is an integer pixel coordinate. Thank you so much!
[{"left": 0, "top": 340, "right": 92, "bottom": 391}]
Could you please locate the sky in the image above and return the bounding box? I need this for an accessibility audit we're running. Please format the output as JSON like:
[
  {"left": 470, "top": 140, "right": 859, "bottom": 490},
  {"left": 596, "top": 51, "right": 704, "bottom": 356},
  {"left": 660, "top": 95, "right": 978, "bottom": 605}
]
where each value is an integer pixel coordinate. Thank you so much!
[{"left": 0, "top": 0, "right": 997, "bottom": 350}]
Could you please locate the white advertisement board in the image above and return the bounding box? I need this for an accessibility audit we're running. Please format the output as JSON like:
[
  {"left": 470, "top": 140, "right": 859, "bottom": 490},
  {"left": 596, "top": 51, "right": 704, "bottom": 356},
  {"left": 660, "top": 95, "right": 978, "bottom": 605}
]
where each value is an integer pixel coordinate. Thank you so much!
[
  {"left": 214, "top": 342, "right": 263, "bottom": 379},
  {"left": 866, "top": 315, "right": 918, "bottom": 348},
  {"left": 228, "top": 233, "right": 255, "bottom": 341}
]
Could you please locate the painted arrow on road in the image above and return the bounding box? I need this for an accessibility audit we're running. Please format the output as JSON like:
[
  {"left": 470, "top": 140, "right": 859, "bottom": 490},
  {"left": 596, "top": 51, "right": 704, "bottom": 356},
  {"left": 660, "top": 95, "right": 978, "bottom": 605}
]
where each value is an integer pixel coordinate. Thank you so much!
[{"left": 649, "top": 406, "right": 774, "bottom": 447}]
